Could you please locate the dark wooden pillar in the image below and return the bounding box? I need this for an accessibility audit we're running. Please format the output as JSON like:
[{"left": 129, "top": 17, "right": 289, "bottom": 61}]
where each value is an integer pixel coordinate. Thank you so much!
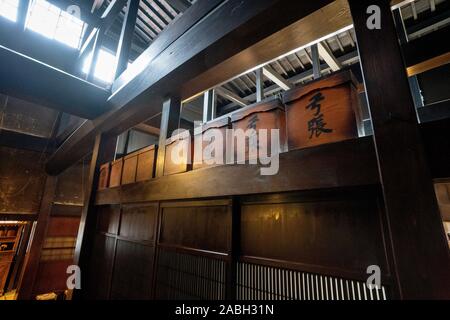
[
  {"left": 114, "top": 0, "right": 139, "bottom": 79},
  {"left": 71, "top": 134, "right": 117, "bottom": 299},
  {"left": 311, "top": 43, "right": 321, "bottom": 79},
  {"left": 349, "top": 0, "right": 450, "bottom": 299},
  {"left": 203, "top": 90, "right": 216, "bottom": 123},
  {"left": 155, "top": 97, "right": 181, "bottom": 178},
  {"left": 17, "top": 176, "right": 57, "bottom": 300}
]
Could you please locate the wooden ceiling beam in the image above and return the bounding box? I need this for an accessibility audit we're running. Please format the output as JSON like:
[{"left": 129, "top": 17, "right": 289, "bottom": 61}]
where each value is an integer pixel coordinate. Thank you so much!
[
  {"left": 79, "top": 0, "right": 128, "bottom": 58},
  {"left": 0, "top": 129, "right": 52, "bottom": 153},
  {"left": 164, "top": 0, "right": 191, "bottom": 13},
  {"left": 215, "top": 87, "right": 248, "bottom": 108},
  {"left": 0, "top": 45, "right": 110, "bottom": 119},
  {"left": 44, "top": 0, "right": 424, "bottom": 175},
  {"left": 317, "top": 41, "right": 342, "bottom": 71},
  {"left": 134, "top": 123, "right": 161, "bottom": 136},
  {"left": 403, "top": 25, "right": 450, "bottom": 76},
  {"left": 262, "top": 66, "right": 294, "bottom": 91}
]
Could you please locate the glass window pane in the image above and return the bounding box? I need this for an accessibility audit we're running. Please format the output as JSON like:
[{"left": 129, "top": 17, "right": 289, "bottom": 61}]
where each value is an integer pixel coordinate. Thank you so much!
[
  {"left": 82, "top": 49, "right": 118, "bottom": 83},
  {"left": 25, "top": 0, "right": 84, "bottom": 48},
  {"left": 26, "top": 0, "right": 59, "bottom": 39},
  {"left": 0, "top": 0, "right": 19, "bottom": 22},
  {"left": 54, "top": 11, "right": 83, "bottom": 48}
]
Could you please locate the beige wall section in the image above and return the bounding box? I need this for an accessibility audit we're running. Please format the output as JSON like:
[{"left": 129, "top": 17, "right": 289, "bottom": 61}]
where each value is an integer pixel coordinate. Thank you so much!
[
  {"left": 0, "top": 147, "right": 46, "bottom": 215},
  {"left": 435, "top": 182, "right": 450, "bottom": 221},
  {"left": 434, "top": 181, "right": 450, "bottom": 248}
]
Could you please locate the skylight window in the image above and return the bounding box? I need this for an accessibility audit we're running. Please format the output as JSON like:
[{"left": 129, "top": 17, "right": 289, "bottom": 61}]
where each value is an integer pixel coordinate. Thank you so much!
[
  {"left": 25, "top": 0, "right": 84, "bottom": 48},
  {"left": 82, "top": 49, "right": 118, "bottom": 84},
  {"left": 0, "top": 0, "right": 19, "bottom": 22}
]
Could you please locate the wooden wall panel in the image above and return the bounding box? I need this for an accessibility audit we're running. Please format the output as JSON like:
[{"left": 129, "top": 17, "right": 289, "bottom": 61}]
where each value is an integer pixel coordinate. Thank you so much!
[
  {"left": 110, "top": 240, "right": 154, "bottom": 300},
  {"left": 240, "top": 190, "right": 389, "bottom": 276},
  {"left": 46, "top": 217, "right": 80, "bottom": 238},
  {"left": 85, "top": 234, "right": 116, "bottom": 300},
  {"left": 0, "top": 147, "right": 46, "bottom": 214},
  {"left": 50, "top": 204, "right": 83, "bottom": 217},
  {"left": 84, "top": 203, "right": 160, "bottom": 300},
  {"left": 54, "top": 159, "right": 90, "bottom": 206},
  {"left": 120, "top": 203, "right": 158, "bottom": 242},
  {"left": 32, "top": 260, "right": 73, "bottom": 296},
  {"left": 160, "top": 201, "right": 231, "bottom": 254},
  {"left": 96, "top": 205, "right": 121, "bottom": 236},
  {"left": 0, "top": 94, "right": 59, "bottom": 138}
]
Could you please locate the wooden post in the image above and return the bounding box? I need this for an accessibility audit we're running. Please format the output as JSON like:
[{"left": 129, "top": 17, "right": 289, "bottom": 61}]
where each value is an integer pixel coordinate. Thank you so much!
[
  {"left": 203, "top": 90, "right": 216, "bottom": 123},
  {"left": 71, "top": 134, "right": 117, "bottom": 299},
  {"left": 311, "top": 43, "right": 321, "bottom": 79},
  {"left": 155, "top": 97, "right": 181, "bottom": 178},
  {"left": 17, "top": 176, "right": 57, "bottom": 300},
  {"left": 255, "top": 68, "right": 265, "bottom": 102},
  {"left": 349, "top": 0, "right": 450, "bottom": 299},
  {"left": 114, "top": 0, "right": 139, "bottom": 79}
]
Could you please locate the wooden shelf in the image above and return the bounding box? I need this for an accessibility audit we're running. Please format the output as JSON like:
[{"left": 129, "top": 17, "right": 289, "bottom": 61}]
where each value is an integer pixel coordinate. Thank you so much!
[
  {"left": 0, "top": 251, "right": 15, "bottom": 254},
  {"left": 96, "top": 136, "right": 380, "bottom": 205},
  {"left": 95, "top": 118, "right": 450, "bottom": 206}
]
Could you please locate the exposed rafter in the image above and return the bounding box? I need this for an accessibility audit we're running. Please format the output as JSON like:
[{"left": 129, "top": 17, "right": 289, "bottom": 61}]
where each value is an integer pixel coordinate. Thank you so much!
[
  {"left": 317, "top": 41, "right": 342, "bottom": 71},
  {"left": 134, "top": 123, "right": 161, "bottom": 136},
  {"left": 0, "top": 45, "right": 110, "bottom": 120},
  {"left": 79, "top": 0, "right": 128, "bottom": 59},
  {"left": 215, "top": 87, "right": 248, "bottom": 108},
  {"left": 220, "top": 50, "right": 359, "bottom": 114},
  {"left": 165, "top": 0, "right": 191, "bottom": 13},
  {"left": 262, "top": 65, "right": 294, "bottom": 91}
]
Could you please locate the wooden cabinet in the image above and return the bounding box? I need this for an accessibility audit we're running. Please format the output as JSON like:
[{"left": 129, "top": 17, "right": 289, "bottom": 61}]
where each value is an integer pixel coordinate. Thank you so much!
[
  {"left": 230, "top": 97, "right": 287, "bottom": 162},
  {"left": 283, "top": 70, "right": 363, "bottom": 150},
  {"left": 122, "top": 153, "right": 138, "bottom": 185},
  {"left": 98, "top": 163, "right": 110, "bottom": 190},
  {"left": 123, "top": 145, "right": 157, "bottom": 184},
  {"left": 99, "top": 145, "right": 157, "bottom": 189},
  {"left": 164, "top": 132, "right": 192, "bottom": 176},
  {"left": 109, "top": 158, "right": 123, "bottom": 188},
  {"left": 136, "top": 145, "right": 157, "bottom": 182},
  {"left": 193, "top": 117, "right": 231, "bottom": 170},
  {"left": 0, "top": 223, "right": 24, "bottom": 295}
]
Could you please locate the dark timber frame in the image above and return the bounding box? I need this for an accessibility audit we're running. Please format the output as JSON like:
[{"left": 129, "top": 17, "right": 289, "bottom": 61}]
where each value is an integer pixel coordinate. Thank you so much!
[
  {"left": 17, "top": 176, "right": 58, "bottom": 300},
  {"left": 114, "top": 0, "right": 140, "bottom": 79},
  {"left": 71, "top": 134, "right": 118, "bottom": 299},
  {"left": 6, "top": 0, "right": 450, "bottom": 300},
  {"left": 349, "top": 0, "right": 450, "bottom": 299}
]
